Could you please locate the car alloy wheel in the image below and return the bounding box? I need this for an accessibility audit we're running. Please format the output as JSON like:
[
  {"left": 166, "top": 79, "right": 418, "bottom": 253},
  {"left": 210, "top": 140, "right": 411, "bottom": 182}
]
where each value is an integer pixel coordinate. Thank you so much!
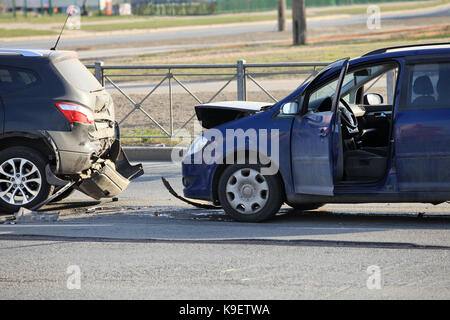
[
  {"left": 0, "top": 147, "right": 53, "bottom": 213},
  {"left": 225, "top": 168, "right": 269, "bottom": 215},
  {"left": 0, "top": 158, "right": 42, "bottom": 205}
]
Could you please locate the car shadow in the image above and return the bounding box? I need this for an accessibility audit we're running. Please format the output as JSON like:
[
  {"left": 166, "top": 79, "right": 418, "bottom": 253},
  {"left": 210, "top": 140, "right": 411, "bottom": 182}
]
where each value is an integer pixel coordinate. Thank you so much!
[
  {"left": 274, "top": 208, "right": 450, "bottom": 225},
  {"left": 2, "top": 200, "right": 450, "bottom": 250},
  {"left": 41, "top": 201, "right": 102, "bottom": 212}
]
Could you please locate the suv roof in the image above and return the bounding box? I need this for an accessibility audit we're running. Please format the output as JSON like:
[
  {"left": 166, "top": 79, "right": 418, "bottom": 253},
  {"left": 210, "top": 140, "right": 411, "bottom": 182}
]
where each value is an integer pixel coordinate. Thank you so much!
[
  {"left": 0, "top": 48, "right": 77, "bottom": 60},
  {"left": 0, "top": 49, "right": 44, "bottom": 57}
]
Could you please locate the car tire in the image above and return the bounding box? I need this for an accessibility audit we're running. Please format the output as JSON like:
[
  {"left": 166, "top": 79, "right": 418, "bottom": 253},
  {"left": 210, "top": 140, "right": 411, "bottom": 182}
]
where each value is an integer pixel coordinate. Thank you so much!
[
  {"left": 0, "top": 147, "right": 54, "bottom": 213},
  {"left": 218, "top": 164, "right": 283, "bottom": 222},
  {"left": 287, "top": 203, "right": 324, "bottom": 211}
]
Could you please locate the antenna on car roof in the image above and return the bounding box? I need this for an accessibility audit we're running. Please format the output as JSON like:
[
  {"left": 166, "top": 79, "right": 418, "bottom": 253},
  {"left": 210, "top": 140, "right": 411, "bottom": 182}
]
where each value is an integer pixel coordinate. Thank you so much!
[{"left": 50, "top": 10, "right": 74, "bottom": 51}]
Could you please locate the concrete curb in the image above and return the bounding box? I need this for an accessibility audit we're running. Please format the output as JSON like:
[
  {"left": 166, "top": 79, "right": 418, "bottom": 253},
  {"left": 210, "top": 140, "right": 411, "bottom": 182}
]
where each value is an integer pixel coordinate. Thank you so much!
[{"left": 123, "top": 146, "right": 186, "bottom": 161}]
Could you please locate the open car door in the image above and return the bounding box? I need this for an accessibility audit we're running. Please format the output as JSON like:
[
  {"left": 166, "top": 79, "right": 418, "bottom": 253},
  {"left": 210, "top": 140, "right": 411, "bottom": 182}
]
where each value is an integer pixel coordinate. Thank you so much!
[{"left": 291, "top": 58, "right": 349, "bottom": 195}]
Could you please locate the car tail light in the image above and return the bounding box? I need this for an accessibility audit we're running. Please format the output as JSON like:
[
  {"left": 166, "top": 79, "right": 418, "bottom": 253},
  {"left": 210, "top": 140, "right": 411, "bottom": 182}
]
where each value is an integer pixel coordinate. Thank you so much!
[{"left": 56, "top": 102, "right": 94, "bottom": 124}]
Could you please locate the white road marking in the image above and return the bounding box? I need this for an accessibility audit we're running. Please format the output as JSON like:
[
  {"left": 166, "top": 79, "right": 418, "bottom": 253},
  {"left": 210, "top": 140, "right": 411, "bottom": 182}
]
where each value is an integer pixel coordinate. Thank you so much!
[{"left": 0, "top": 224, "right": 113, "bottom": 228}]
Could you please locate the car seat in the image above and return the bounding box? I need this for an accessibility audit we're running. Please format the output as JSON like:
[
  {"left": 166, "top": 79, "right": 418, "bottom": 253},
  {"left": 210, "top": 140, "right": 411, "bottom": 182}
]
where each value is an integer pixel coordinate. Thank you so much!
[{"left": 411, "top": 75, "right": 436, "bottom": 107}]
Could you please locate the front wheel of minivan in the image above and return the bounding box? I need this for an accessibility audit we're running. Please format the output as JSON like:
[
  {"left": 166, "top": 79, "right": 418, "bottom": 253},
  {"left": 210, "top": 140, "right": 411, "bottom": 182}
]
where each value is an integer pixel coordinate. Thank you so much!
[
  {"left": 218, "top": 164, "right": 283, "bottom": 222},
  {"left": 0, "top": 147, "right": 54, "bottom": 213}
]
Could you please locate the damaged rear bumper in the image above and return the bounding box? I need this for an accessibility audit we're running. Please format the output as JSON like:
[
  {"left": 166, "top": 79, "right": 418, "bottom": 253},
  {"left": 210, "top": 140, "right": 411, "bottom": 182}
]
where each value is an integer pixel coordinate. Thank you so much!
[{"left": 75, "top": 146, "right": 143, "bottom": 200}]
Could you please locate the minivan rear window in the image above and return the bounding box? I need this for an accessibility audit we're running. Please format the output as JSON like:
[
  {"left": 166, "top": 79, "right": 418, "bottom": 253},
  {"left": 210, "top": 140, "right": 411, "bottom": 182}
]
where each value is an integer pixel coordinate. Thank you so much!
[
  {"left": 407, "top": 62, "right": 450, "bottom": 109},
  {"left": 54, "top": 58, "right": 102, "bottom": 92}
]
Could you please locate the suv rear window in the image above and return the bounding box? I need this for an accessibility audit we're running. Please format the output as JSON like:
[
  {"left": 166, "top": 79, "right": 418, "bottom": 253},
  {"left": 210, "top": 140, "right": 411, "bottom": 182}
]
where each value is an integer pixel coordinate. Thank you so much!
[
  {"left": 53, "top": 58, "right": 102, "bottom": 92},
  {"left": 0, "top": 66, "right": 38, "bottom": 94}
]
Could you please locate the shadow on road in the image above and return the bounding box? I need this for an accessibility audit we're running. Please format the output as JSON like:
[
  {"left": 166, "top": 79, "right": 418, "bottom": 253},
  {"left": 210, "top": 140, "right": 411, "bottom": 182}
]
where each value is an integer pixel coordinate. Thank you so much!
[{"left": 2, "top": 199, "right": 450, "bottom": 250}]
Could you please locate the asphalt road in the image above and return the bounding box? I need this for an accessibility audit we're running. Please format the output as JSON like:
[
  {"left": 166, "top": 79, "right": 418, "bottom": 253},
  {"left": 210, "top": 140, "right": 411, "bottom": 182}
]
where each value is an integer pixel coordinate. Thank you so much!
[{"left": 0, "top": 161, "right": 449, "bottom": 299}]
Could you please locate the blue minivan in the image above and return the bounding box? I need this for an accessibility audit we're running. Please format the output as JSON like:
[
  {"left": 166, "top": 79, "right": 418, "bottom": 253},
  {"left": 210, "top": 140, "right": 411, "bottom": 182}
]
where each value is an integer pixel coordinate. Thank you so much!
[{"left": 181, "top": 43, "right": 450, "bottom": 222}]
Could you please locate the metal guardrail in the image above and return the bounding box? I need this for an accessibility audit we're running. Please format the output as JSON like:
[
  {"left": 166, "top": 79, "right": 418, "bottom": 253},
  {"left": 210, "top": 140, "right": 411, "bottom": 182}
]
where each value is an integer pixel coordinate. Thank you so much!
[{"left": 87, "top": 60, "right": 329, "bottom": 139}]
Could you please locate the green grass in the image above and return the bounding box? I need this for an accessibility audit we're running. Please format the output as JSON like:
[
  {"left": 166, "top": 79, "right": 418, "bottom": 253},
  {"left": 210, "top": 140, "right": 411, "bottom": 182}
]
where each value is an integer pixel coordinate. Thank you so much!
[
  {"left": 80, "top": 14, "right": 283, "bottom": 32},
  {"left": 120, "top": 128, "right": 187, "bottom": 145},
  {"left": 0, "top": 28, "right": 55, "bottom": 37},
  {"left": 139, "top": 37, "right": 446, "bottom": 64}
]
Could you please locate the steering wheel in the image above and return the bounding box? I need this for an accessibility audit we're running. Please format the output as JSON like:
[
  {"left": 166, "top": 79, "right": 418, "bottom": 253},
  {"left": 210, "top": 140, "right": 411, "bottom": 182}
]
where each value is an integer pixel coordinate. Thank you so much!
[{"left": 338, "top": 98, "right": 359, "bottom": 137}]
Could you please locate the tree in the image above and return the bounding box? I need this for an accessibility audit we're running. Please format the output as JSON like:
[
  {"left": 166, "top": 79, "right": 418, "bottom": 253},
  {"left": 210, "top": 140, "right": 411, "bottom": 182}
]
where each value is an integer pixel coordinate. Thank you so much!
[{"left": 292, "top": 0, "right": 307, "bottom": 45}]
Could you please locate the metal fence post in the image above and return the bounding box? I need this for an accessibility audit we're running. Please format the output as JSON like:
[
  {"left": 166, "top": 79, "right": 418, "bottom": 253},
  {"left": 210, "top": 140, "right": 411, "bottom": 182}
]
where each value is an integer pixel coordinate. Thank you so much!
[
  {"left": 94, "top": 61, "right": 104, "bottom": 86},
  {"left": 237, "top": 59, "right": 247, "bottom": 101},
  {"left": 168, "top": 69, "right": 173, "bottom": 137}
]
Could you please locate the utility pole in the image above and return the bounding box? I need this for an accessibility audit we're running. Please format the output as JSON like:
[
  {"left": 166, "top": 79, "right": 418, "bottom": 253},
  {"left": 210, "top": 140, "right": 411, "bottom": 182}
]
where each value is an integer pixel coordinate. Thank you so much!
[
  {"left": 277, "top": 0, "right": 286, "bottom": 32},
  {"left": 12, "top": 0, "right": 16, "bottom": 17},
  {"left": 292, "top": 0, "right": 307, "bottom": 45}
]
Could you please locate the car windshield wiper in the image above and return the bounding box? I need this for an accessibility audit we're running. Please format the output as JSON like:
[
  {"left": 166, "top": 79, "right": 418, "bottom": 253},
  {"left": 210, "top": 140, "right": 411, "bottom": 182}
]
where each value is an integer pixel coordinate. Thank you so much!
[{"left": 261, "top": 104, "right": 274, "bottom": 111}]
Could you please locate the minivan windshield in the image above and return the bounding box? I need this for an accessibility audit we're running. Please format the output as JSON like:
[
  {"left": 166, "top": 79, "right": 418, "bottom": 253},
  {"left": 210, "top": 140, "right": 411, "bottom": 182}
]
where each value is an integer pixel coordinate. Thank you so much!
[{"left": 54, "top": 58, "right": 103, "bottom": 92}]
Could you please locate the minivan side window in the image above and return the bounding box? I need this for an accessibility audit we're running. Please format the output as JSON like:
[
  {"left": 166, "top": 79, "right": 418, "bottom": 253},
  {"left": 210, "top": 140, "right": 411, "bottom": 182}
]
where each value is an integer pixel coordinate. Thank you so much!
[
  {"left": 356, "top": 64, "right": 398, "bottom": 105},
  {"left": 406, "top": 62, "right": 450, "bottom": 110},
  {"left": 0, "top": 66, "right": 38, "bottom": 94},
  {"left": 306, "top": 63, "right": 398, "bottom": 113}
]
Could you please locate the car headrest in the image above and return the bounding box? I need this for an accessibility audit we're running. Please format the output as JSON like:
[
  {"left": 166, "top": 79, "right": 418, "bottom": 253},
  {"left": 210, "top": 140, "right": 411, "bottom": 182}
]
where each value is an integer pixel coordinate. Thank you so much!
[{"left": 413, "top": 75, "right": 434, "bottom": 95}]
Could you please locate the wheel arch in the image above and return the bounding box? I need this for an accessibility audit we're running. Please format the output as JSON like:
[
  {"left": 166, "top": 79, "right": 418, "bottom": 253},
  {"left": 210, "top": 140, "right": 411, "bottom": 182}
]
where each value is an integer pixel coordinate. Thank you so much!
[
  {"left": 0, "top": 132, "right": 59, "bottom": 171},
  {"left": 211, "top": 150, "right": 286, "bottom": 205}
]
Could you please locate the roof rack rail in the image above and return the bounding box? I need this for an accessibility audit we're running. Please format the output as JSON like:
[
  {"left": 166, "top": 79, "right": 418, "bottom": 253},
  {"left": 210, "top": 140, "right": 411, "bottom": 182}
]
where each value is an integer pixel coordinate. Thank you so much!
[
  {"left": 0, "top": 49, "right": 43, "bottom": 57},
  {"left": 362, "top": 42, "right": 450, "bottom": 57}
]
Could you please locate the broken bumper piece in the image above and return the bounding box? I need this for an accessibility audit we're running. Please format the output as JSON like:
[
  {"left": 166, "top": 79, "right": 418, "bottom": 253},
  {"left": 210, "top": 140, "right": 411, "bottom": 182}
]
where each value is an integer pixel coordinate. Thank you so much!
[{"left": 77, "top": 148, "right": 144, "bottom": 200}]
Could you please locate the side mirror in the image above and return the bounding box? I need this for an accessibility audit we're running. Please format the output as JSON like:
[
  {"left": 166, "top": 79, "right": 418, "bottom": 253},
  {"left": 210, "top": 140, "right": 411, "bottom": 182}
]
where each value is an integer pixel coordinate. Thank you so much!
[
  {"left": 364, "top": 93, "right": 384, "bottom": 105},
  {"left": 280, "top": 102, "right": 299, "bottom": 115}
]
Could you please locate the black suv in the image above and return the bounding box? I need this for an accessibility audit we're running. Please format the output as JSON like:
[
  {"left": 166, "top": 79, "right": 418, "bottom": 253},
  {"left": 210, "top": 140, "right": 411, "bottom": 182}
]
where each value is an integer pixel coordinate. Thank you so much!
[{"left": 0, "top": 48, "right": 143, "bottom": 213}]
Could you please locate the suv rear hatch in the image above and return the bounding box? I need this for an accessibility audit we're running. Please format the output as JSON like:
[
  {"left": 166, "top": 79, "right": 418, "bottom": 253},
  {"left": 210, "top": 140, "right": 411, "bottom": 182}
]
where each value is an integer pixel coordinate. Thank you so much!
[
  {"left": 53, "top": 55, "right": 115, "bottom": 138},
  {"left": 51, "top": 52, "right": 143, "bottom": 198}
]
